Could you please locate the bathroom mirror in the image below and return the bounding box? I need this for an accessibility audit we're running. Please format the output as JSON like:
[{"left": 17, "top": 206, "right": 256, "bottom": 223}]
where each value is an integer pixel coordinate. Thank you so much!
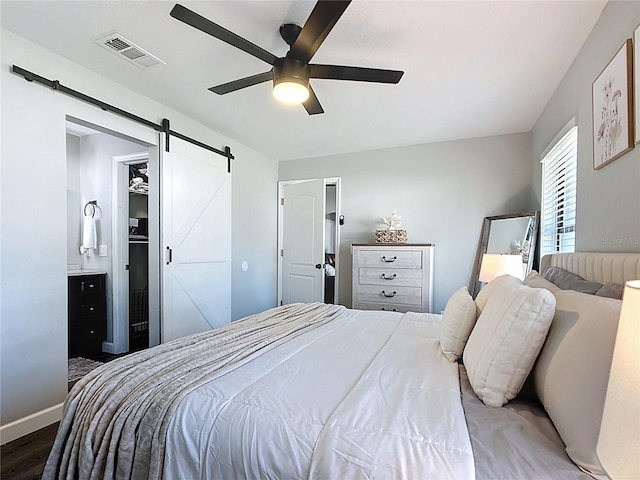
[{"left": 469, "top": 211, "right": 540, "bottom": 298}]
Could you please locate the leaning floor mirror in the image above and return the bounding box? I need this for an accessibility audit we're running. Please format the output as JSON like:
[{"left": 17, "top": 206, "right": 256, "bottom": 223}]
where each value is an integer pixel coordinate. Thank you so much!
[{"left": 469, "top": 211, "right": 540, "bottom": 298}]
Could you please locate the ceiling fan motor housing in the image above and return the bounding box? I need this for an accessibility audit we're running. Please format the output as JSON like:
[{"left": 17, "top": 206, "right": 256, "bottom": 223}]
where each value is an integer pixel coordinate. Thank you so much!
[{"left": 272, "top": 57, "right": 310, "bottom": 88}]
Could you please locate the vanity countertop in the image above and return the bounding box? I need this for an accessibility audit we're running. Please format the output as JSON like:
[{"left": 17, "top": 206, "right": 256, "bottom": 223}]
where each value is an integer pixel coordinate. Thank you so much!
[{"left": 67, "top": 269, "right": 107, "bottom": 277}]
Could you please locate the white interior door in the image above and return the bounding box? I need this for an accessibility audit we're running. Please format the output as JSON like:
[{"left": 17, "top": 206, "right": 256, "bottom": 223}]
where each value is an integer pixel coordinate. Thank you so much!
[
  {"left": 161, "top": 137, "right": 231, "bottom": 343},
  {"left": 281, "top": 179, "right": 325, "bottom": 304}
]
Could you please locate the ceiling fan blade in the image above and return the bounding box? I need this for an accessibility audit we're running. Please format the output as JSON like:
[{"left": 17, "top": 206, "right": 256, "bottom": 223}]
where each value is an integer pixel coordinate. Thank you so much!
[
  {"left": 170, "top": 4, "right": 278, "bottom": 65},
  {"left": 209, "top": 71, "right": 273, "bottom": 95},
  {"left": 303, "top": 85, "right": 324, "bottom": 115},
  {"left": 310, "top": 64, "right": 404, "bottom": 83},
  {"left": 288, "top": 0, "right": 351, "bottom": 63}
]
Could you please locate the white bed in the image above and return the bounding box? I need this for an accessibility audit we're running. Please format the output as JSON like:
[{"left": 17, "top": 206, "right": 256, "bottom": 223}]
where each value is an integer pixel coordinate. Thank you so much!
[
  {"left": 164, "top": 308, "right": 473, "bottom": 479},
  {"left": 43, "top": 252, "right": 640, "bottom": 480}
]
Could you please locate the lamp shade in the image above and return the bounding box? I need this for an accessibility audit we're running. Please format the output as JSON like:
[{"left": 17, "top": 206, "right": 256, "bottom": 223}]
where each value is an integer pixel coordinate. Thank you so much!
[
  {"left": 273, "top": 79, "right": 309, "bottom": 104},
  {"left": 479, "top": 253, "right": 524, "bottom": 283},
  {"left": 597, "top": 280, "right": 640, "bottom": 479}
]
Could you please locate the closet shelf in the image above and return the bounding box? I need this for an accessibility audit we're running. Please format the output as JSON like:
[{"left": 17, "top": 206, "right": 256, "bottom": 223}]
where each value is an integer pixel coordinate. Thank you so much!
[{"left": 129, "top": 235, "right": 148, "bottom": 243}]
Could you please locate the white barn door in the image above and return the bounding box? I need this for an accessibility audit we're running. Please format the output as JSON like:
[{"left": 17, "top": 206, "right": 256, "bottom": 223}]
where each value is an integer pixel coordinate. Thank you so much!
[
  {"left": 281, "top": 179, "right": 325, "bottom": 304},
  {"left": 161, "top": 137, "right": 231, "bottom": 343}
]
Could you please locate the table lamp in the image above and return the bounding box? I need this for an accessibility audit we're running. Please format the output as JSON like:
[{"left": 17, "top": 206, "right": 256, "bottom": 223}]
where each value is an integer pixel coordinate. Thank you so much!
[{"left": 597, "top": 280, "right": 640, "bottom": 478}]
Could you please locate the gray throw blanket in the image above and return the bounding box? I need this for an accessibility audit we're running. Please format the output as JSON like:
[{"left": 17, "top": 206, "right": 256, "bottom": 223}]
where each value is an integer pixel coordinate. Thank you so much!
[{"left": 44, "top": 302, "right": 345, "bottom": 480}]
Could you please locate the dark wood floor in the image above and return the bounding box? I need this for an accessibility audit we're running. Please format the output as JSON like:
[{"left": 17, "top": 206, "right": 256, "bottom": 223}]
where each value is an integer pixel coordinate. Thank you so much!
[
  {"left": 0, "top": 423, "right": 58, "bottom": 480},
  {"left": 1, "top": 352, "right": 133, "bottom": 479}
]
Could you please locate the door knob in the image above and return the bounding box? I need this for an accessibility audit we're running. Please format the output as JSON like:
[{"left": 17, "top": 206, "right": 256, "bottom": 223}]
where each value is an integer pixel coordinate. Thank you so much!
[{"left": 315, "top": 264, "right": 324, "bottom": 269}]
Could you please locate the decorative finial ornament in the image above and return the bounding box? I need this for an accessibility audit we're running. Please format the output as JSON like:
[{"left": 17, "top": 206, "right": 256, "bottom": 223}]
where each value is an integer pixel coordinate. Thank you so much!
[{"left": 381, "top": 209, "right": 402, "bottom": 231}]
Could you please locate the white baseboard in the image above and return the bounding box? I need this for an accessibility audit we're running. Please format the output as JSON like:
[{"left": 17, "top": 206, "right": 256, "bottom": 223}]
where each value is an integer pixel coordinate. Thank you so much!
[
  {"left": 0, "top": 403, "right": 63, "bottom": 445},
  {"left": 102, "top": 341, "right": 115, "bottom": 354}
]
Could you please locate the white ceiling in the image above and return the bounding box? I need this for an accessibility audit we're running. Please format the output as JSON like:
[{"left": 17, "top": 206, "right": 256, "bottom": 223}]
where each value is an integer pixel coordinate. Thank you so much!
[{"left": 1, "top": 1, "right": 606, "bottom": 161}]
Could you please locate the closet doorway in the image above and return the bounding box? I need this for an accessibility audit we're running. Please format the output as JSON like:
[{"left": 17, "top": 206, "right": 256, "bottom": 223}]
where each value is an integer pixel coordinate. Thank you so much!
[
  {"left": 324, "top": 184, "right": 338, "bottom": 304},
  {"left": 128, "top": 162, "right": 149, "bottom": 351},
  {"left": 113, "top": 152, "right": 160, "bottom": 353}
]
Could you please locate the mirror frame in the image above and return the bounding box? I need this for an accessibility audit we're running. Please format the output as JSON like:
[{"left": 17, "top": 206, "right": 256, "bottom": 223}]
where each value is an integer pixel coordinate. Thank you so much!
[{"left": 469, "top": 211, "right": 540, "bottom": 298}]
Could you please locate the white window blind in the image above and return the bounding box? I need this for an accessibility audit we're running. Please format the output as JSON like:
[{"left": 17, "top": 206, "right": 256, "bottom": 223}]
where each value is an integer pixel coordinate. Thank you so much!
[{"left": 541, "top": 126, "right": 578, "bottom": 255}]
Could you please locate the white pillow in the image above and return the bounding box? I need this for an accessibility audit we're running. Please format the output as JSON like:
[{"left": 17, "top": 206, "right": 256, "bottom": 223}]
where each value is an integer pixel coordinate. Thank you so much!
[
  {"left": 533, "top": 290, "right": 621, "bottom": 477},
  {"left": 474, "top": 274, "right": 522, "bottom": 314},
  {"left": 439, "top": 287, "right": 477, "bottom": 362},
  {"left": 463, "top": 282, "right": 556, "bottom": 407}
]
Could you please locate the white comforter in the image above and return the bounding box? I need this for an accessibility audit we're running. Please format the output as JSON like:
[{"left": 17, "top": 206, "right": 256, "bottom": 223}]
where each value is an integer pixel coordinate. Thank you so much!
[{"left": 164, "top": 308, "right": 475, "bottom": 479}]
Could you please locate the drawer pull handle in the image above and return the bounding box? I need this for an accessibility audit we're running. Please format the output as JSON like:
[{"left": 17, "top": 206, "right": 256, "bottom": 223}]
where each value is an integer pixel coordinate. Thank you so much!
[
  {"left": 89, "top": 330, "right": 95, "bottom": 334},
  {"left": 381, "top": 290, "right": 397, "bottom": 298},
  {"left": 381, "top": 273, "right": 396, "bottom": 280},
  {"left": 381, "top": 307, "right": 397, "bottom": 312},
  {"left": 80, "top": 281, "right": 97, "bottom": 292},
  {"left": 381, "top": 256, "right": 397, "bottom": 263}
]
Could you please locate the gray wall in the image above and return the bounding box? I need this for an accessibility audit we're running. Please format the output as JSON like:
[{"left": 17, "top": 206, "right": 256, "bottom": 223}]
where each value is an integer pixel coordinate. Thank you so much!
[
  {"left": 531, "top": 1, "right": 640, "bottom": 253},
  {"left": 279, "top": 133, "right": 535, "bottom": 313},
  {"left": 66, "top": 134, "right": 82, "bottom": 265},
  {"left": 231, "top": 144, "right": 279, "bottom": 321},
  {"left": 1, "top": 29, "right": 278, "bottom": 435}
]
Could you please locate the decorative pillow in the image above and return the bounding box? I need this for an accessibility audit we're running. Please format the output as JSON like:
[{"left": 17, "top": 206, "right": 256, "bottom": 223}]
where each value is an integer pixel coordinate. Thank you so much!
[
  {"left": 595, "top": 282, "right": 624, "bottom": 300},
  {"left": 542, "top": 266, "right": 602, "bottom": 294},
  {"left": 516, "top": 272, "right": 558, "bottom": 402},
  {"left": 533, "top": 290, "right": 622, "bottom": 478},
  {"left": 463, "top": 282, "right": 556, "bottom": 407},
  {"left": 523, "top": 270, "right": 561, "bottom": 293},
  {"left": 439, "top": 287, "right": 477, "bottom": 362},
  {"left": 474, "top": 274, "right": 522, "bottom": 314}
]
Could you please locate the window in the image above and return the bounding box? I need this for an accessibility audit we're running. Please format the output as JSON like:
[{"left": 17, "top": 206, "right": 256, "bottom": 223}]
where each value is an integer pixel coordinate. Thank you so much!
[{"left": 541, "top": 125, "right": 578, "bottom": 255}]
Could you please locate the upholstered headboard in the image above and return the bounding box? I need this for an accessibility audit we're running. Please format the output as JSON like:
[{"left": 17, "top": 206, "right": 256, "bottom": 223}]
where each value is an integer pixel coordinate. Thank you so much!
[{"left": 540, "top": 252, "right": 640, "bottom": 285}]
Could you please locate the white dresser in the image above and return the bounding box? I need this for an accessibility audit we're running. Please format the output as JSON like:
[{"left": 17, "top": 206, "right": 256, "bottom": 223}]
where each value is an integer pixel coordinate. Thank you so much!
[{"left": 351, "top": 244, "right": 434, "bottom": 313}]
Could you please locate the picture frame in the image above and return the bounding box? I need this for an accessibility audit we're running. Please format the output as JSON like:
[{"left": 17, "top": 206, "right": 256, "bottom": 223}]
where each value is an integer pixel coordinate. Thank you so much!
[
  {"left": 635, "top": 24, "right": 640, "bottom": 144},
  {"left": 592, "top": 38, "right": 634, "bottom": 170}
]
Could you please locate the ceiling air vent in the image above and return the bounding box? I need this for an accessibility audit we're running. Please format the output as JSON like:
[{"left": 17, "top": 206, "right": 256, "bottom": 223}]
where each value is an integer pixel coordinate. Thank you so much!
[{"left": 94, "top": 32, "right": 165, "bottom": 69}]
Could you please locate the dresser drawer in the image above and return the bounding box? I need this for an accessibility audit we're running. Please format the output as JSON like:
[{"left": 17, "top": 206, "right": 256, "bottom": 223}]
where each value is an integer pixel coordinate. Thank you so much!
[
  {"left": 356, "top": 302, "right": 417, "bottom": 313},
  {"left": 69, "top": 275, "right": 105, "bottom": 295},
  {"left": 80, "top": 303, "right": 104, "bottom": 320},
  {"left": 73, "top": 318, "right": 105, "bottom": 337},
  {"left": 357, "top": 285, "right": 422, "bottom": 306},
  {"left": 358, "top": 267, "right": 422, "bottom": 287},
  {"left": 356, "top": 249, "right": 422, "bottom": 269}
]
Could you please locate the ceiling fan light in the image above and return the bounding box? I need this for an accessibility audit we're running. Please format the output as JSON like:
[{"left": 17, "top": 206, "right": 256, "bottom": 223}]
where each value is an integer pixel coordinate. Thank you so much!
[{"left": 273, "top": 77, "right": 309, "bottom": 104}]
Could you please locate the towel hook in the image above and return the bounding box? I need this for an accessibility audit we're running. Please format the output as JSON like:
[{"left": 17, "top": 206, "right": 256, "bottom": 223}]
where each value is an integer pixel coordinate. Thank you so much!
[{"left": 84, "top": 200, "right": 98, "bottom": 217}]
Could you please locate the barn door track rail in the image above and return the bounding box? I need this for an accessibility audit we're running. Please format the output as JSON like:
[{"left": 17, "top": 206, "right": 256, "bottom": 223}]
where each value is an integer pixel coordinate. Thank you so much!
[{"left": 11, "top": 65, "right": 234, "bottom": 172}]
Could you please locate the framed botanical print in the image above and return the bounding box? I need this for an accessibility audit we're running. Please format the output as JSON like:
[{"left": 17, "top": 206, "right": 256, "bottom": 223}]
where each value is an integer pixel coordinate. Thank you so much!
[
  {"left": 592, "top": 38, "right": 634, "bottom": 170},
  {"left": 635, "top": 24, "right": 640, "bottom": 144}
]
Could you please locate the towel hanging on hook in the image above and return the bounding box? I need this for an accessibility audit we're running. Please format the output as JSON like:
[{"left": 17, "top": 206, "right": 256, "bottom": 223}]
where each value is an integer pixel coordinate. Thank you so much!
[
  {"left": 83, "top": 200, "right": 99, "bottom": 218},
  {"left": 81, "top": 201, "right": 98, "bottom": 256}
]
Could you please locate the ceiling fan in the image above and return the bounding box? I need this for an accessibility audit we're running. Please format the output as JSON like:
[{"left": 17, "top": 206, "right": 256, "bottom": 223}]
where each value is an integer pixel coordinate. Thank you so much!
[{"left": 170, "top": 1, "right": 404, "bottom": 115}]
